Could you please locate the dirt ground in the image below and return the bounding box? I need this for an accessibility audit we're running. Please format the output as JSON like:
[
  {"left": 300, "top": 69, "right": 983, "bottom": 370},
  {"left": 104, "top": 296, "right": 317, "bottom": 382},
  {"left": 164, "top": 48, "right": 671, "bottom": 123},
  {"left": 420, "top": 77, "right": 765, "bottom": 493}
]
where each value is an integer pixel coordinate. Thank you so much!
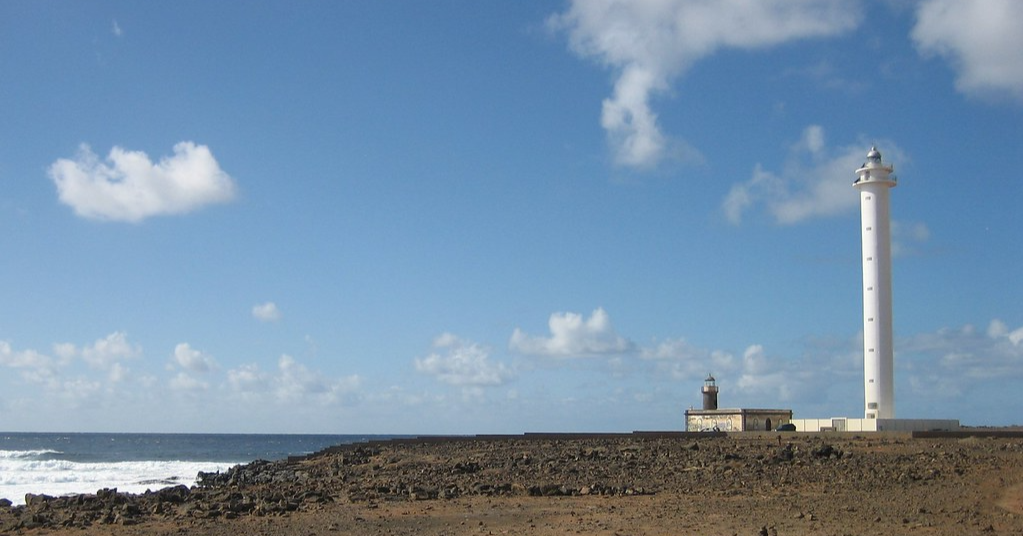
[{"left": 3, "top": 433, "right": 1020, "bottom": 536}]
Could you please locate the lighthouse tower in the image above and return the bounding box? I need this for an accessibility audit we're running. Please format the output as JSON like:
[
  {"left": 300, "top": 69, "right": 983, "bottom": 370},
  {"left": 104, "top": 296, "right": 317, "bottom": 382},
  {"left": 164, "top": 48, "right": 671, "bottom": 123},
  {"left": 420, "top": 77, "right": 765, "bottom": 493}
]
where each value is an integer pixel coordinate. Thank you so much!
[
  {"left": 701, "top": 374, "right": 719, "bottom": 410},
  {"left": 853, "top": 147, "right": 896, "bottom": 420},
  {"left": 786, "top": 148, "right": 957, "bottom": 432}
]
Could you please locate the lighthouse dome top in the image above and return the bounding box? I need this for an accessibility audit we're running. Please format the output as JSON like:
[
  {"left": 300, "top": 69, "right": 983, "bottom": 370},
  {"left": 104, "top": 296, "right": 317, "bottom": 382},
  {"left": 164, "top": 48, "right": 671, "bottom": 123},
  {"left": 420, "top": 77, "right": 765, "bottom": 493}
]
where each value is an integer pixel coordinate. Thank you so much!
[{"left": 854, "top": 146, "right": 895, "bottom": 187}]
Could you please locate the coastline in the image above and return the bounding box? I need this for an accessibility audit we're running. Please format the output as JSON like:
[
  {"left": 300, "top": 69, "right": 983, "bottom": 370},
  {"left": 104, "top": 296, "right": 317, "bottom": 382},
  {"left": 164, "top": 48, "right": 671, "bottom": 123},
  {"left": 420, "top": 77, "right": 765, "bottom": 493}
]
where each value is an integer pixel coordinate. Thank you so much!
[
  {"left": 1, "top": 431, "right": 1020, "bottom": 535},
  {"left": 0, "top": 432, "right": 402, "bottom": 506}
]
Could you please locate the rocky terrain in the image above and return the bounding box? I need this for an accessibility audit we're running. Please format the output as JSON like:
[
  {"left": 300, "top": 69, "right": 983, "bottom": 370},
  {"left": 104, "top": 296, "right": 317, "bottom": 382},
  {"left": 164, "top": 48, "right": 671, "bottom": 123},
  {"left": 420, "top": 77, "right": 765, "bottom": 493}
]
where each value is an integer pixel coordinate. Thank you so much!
[{"left": 0, "top": 432, "right": 1020, "bottom": 535}]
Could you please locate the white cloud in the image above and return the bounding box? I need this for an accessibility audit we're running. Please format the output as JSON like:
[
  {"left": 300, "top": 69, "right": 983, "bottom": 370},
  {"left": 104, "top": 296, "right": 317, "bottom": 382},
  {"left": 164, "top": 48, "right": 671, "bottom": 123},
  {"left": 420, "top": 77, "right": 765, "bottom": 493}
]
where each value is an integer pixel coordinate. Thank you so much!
[
  {"left": 80, "top": 331, "right": 142, "bottom": 369},
  {"left": 415, "top": 334, "right": 514, "bottom": 387},
  {"left": 172, "top": 343, "right": 217, "bottom": 373},
  {"left": 108, "top": 362, "right": 129, "bottom": 383},
  {"left": 1, "top": 333, "right": 142, "bottom": 387},
  {"left": 0, "top": 342, "right": 59, "bottom": 384},
  {"left": 112, "top": 20, "right": 123, "bottom": 37},
  {"left": 740, "top": 344, "right": 768, "bottom": 375},
  {"left": 49, "top": 142, "right": 236, "bottom": 222},
  {"left": 252, "top": 302, "right": 282, "bottom": 322},
  {"left": 551, "top": 0, "right": 860, "bottom": 168},
  {"left": 275, "top": 354, "right": 329, "bottom": 400},
  {"left": 510, "top": 307, "right": 634, "bottom": 357},
  {"left": 52, "top": 342, "right": 78, "bottom": 363},
  {"left": 911, "top": 0, "right": 1023, "bottom": 101},
  {"left": 723, "top": 126, "right": 906, "bottom": 225},
  {"left": 3, "top": 336, "right": 144, "bottom": 389},
  {"left": 0, "top": 341, "right": 49, "bottom": 369},
  {"left": 987, "top": 319, "right": 1023, "bottom": 346}
]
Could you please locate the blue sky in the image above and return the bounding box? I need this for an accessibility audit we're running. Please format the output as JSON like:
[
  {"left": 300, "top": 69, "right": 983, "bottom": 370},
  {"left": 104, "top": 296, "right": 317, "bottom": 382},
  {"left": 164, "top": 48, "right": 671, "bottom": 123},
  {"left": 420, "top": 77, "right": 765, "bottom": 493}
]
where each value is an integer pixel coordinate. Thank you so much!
[{"left": 1, "top": 0, "right": 1020, "bottom": 434}]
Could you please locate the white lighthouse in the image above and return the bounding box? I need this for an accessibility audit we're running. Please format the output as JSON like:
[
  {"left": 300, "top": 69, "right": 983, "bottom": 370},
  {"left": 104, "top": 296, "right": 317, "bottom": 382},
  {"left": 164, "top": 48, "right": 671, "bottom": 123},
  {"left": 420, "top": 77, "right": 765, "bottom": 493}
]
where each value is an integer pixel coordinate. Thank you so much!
[
  {"left": 787, "top": 147, "right": 960, "bottom": 432},
  {"left": 853, "top": 147, "right": 896, "bottom": 420}
]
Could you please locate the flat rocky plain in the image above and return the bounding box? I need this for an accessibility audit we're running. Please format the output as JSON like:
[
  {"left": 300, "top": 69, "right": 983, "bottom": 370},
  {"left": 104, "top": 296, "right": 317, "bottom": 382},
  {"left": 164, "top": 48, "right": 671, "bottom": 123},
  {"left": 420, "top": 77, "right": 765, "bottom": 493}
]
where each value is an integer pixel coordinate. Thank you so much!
[{"left": 1, "top": 432, "right": 1020, "bottom": 535}]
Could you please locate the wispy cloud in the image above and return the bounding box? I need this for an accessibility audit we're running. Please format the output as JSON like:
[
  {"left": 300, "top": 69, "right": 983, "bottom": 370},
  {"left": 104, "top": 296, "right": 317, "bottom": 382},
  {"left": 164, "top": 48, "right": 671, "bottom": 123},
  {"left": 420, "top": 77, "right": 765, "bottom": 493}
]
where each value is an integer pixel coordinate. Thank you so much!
[
  {"left": 550, "top": 0, "right": 861, "bottom": 169},
  {"left": 169, "top": 372, "right": 208, "bottom": 392},
  {"left": 227, "top": 355, "right": 361, "bottom": 406},
  {"left": 901, "top": 319, "right": 1023, "bottom": 383},
  {"left": 733, "top": 344, "right": 820, "bottom": 404},
  {"left": 49, "top": 142, "right": 237, "bottom": 222},
  {"left": 638, "top": 338, "right": 735, "bottom": 380},
  {"left": 781, "top": 59, "right": 869, "bottom": 94},
  {"left": 722, "top": 125, "right": 906, "bottom": 225},
  {"left": 638, "top": 337, "right": 832, "bottom": 406},
  {"left": 891, "top": 220, "right": 931, "bottom": 258},
  {"left": 78, "top": 331, "right": 142, "bottom": 369},
  {"left": 112, "top": 20, "right": 123, "bottom": 37},
  {"left": 226, "top": 364, "right": 270, "bottom": 395},
  {"left": 911, "top": 0, "right": 1022, "bottom": 102}
]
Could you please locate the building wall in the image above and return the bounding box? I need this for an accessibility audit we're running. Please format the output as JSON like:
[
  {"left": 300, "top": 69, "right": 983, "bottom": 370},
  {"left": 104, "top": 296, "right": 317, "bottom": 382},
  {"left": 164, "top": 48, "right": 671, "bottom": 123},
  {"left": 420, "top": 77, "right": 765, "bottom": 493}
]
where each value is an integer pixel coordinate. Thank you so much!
[
  {"left": 792, "top": 418, "right": 867, "bottom": 432},
  {"left": 792, "top": 418, "right": 960, "bottom": 432},
  {"left": 687, "top": 413, "right": 743, "bottom": 432},
  {"left": 686, "top": 410, "right": 793, "bottom": 432}
]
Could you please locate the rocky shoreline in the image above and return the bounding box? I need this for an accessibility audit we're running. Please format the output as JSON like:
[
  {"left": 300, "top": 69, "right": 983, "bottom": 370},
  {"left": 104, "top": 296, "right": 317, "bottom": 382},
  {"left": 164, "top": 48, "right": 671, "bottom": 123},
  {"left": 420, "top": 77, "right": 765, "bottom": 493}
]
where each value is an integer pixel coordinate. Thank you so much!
[{"left": 1, "top": 432, "right": 1020, "bottom": 535}]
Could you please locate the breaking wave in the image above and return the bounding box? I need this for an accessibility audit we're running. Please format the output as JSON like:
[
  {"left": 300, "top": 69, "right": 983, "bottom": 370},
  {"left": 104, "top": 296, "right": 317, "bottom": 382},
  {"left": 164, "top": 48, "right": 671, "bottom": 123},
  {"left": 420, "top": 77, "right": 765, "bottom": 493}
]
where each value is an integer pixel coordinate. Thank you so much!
[{"left": 0, "top": 449, "right": 234, "bottom": 506}]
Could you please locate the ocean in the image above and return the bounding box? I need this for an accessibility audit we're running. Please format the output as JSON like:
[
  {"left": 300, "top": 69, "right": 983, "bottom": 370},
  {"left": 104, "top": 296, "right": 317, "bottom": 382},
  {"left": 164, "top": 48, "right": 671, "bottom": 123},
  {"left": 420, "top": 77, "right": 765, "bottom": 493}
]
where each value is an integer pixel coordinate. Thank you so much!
[{"left": 0, "top": 432, "right": 399, "bottom": 506}]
